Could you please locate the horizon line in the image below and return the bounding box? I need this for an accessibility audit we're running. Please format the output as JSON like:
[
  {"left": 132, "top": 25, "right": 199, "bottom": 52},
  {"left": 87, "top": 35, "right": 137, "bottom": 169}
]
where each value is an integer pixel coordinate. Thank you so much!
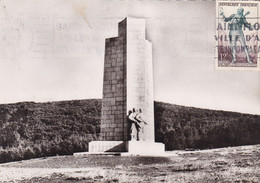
[{"left": 0, "top": 98, "right": 259, "bottom": 116}]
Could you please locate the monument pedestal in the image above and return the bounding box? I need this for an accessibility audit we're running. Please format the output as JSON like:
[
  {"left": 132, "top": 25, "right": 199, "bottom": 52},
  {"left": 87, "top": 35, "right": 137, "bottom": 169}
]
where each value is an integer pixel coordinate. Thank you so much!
[
  {"left": 126, "top": 141, "right": 165, "bottom": 156},
  {"left": 89, "top": 141, "right": 127, "bottom": 152},
  {"left": 88, "top": 140, "right": 165, "bottom": 156}
]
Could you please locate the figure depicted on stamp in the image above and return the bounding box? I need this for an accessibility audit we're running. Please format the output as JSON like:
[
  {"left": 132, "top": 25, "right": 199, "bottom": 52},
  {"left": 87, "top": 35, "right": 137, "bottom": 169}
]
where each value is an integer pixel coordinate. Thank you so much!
[{"left": 216, "top": 0, "right": 260, "bottom": 70}]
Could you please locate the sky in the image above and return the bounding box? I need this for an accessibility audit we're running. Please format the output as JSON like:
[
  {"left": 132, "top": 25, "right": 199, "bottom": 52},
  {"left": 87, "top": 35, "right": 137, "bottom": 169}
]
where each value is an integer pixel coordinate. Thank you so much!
[{"left": 0, "top": 0, "right": 259, "bottom": 115}]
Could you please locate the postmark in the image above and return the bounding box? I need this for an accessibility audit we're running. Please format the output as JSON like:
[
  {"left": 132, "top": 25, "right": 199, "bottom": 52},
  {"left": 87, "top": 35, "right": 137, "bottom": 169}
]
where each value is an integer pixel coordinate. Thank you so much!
[
  {"left": 216, "top": 0, "right": 260, "bottom": 71},
  {"left": 0, "top": 17, "right": 33, "bottom": 59}
]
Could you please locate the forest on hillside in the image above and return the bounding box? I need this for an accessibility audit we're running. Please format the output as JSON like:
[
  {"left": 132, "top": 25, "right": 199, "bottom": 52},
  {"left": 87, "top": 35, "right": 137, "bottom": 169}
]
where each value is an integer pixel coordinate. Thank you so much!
[
  {"left": 0, "top": 100, "right": 101, "bottom": 163},
  {"left": 154, "top": 102, "right": 260, "bottom": 150},
  {"left": 0, "top": 99, "right": 259, "bottom": 163}
]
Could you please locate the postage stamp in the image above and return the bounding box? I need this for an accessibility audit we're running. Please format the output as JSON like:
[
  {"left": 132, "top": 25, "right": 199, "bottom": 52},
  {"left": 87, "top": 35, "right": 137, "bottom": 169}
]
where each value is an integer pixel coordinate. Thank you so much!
[{"left": 216, "top": 0, "right": 260, "bottom": 71}]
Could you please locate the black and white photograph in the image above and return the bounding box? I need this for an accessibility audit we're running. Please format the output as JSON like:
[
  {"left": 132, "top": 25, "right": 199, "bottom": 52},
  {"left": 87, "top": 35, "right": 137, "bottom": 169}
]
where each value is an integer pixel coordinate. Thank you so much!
[{"left": 0, "top": 0, "right": 259, "bottom": 182}]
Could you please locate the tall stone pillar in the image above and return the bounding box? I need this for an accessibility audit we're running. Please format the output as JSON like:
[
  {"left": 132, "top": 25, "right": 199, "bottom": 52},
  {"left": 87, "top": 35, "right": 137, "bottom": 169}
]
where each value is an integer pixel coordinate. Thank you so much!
[
  {"left": 100, "top": 19, "right": 128, "bottom": 142},
  {"left": 88, "top": 17, "right": 164, "bottom": 155},
  {"left": 126, "top": 18, "right": 155, "bottom": 142}
]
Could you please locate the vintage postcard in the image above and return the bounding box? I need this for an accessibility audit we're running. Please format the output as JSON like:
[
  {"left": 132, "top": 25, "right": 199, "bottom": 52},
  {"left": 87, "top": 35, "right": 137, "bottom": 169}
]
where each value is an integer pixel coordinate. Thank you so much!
[
  {"left": 0, "top": 0, "right": 259, "bottom": 182},
  {"left": 216, "top": 0, "right": 260, "bottom": 70}
]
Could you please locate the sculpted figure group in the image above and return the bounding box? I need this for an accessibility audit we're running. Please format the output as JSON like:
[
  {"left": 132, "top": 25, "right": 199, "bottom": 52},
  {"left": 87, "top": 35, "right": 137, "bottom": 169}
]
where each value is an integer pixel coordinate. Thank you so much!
[{"left": 127, "top": 108, "right": 148, "bottom": 141}]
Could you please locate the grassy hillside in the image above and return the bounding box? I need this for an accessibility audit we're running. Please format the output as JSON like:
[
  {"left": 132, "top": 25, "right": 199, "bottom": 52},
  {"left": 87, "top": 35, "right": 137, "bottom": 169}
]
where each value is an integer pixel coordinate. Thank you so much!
[{"left": 0, "top": 99, "right": 259, "bottom": 163}]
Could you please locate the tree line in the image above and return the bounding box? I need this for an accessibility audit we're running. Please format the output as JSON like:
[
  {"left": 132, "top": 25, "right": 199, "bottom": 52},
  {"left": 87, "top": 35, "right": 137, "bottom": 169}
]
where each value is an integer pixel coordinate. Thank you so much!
[{"left": 0, "top": 99, "right": 259, "bottom": 163}]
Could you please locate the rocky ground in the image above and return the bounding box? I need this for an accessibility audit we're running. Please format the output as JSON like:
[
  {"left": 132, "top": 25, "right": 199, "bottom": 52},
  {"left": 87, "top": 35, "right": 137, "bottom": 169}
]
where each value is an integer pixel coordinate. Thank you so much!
[{"left": 0, "top": 145, "right": 259, "bottom": 183}]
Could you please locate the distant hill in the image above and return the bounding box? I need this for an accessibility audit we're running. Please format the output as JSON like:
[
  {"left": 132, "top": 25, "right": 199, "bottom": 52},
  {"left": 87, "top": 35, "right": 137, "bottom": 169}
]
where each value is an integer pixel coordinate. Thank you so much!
[
  {"left": 154, "top": 102, "right": 260, "bottom": 150},
  {"left": 0, "top": 99, "right": 259, "bottom": 163}
]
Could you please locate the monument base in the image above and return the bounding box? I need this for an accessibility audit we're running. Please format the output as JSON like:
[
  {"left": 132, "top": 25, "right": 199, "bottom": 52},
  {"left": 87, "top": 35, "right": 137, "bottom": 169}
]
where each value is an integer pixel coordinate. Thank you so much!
[
  {"left": 88, "top": 141, "right": 127, "bottom": 152},
  {"left": 126, "top": 141, "right": 165, "bottom": 156},
  {"left": 87, "top": 141, "right": 165, "bottom": 156}
]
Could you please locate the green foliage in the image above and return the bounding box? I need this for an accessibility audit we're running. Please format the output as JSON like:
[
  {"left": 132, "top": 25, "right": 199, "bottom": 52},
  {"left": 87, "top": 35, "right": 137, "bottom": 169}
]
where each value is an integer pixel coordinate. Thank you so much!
[{"left": 0, "top": 99, "right": 259, "bottom": 163}]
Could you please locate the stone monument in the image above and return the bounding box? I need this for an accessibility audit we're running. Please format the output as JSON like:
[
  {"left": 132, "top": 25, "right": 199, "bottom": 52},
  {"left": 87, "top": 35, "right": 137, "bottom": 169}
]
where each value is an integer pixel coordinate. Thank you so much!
[{"left": 88, "top": 17, "right": 165, "bottom": 155}]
